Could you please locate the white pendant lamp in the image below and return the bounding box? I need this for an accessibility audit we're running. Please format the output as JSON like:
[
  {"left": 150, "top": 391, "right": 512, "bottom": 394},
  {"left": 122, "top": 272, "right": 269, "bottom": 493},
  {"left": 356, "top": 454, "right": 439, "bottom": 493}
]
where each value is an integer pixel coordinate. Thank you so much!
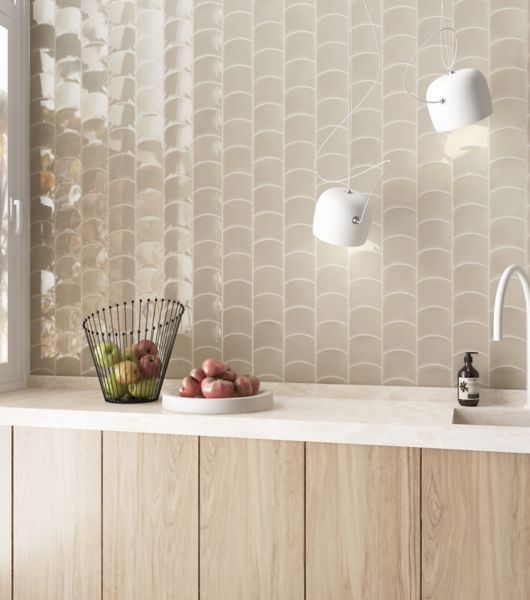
[
  {"left": 313, "top": 189, "right": 372, "bottom": 248},
  {"left": 426, "top": 67, "right": 492, "bottom": 132},
  {"left": 404, "top": 3, "right": 492, "bottom": 133},
  {"left": 312, "top": 0, "right": 385, "bottom": 248}
]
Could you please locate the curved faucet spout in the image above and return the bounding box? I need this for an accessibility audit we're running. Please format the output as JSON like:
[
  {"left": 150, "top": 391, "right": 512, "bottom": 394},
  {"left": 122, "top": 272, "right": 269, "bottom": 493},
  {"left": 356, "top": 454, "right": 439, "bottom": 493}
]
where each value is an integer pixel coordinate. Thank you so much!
[{"left": 492, "top": 264, "right": 530, "bottom": 401}]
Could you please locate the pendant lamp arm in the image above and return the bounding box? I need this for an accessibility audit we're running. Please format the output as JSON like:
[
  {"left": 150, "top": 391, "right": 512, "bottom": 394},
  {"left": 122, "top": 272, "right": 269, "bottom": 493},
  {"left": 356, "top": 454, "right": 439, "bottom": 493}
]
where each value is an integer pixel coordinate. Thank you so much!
[
  {"left": 354, "top": 159, "right": 391, "bottom": 224},
  {"left": 402, "top": 26, "right": 458, "bottom": 105}
]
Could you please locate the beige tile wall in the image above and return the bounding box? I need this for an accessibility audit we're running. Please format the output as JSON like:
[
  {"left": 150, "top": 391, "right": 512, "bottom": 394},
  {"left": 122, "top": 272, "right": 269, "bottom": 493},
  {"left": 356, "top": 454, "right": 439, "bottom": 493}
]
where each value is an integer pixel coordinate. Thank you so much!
[{"left": 30, "top": 0, "right": 529, "bottom": 387}]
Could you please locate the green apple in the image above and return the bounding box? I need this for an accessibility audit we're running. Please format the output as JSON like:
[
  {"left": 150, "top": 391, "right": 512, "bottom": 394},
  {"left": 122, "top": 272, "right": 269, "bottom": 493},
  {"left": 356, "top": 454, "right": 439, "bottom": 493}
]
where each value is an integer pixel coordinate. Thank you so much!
[
  {"left": 94, "top": 341, "right": 120, "bottom": 369},
  {"left": 128, "top": 378, "right": 158, "bottom": 399},
  {"left": 102, "top": 373, "right": 128, "bottom": 400}
]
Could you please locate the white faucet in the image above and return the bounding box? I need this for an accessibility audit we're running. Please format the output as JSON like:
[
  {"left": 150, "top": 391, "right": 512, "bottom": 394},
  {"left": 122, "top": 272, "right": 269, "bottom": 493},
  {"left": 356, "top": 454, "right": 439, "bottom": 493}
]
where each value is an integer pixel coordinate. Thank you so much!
[{"left": 493, "top": 264, "right": 530, "bottom": 405}]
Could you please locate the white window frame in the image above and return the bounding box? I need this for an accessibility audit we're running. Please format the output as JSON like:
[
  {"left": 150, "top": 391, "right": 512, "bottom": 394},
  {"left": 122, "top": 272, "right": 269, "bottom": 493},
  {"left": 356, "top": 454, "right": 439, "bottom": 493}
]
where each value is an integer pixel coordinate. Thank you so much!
[{"left": 0, "top": 0, "right": 29, "bottom": 390}]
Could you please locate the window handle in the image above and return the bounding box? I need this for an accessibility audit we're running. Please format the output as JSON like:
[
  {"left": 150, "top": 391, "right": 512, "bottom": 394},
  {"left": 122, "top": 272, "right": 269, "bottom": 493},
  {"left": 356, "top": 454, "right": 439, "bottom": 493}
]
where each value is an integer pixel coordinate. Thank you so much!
[{"left": 9, "top": 197, "right": 21, "bottom": 235}]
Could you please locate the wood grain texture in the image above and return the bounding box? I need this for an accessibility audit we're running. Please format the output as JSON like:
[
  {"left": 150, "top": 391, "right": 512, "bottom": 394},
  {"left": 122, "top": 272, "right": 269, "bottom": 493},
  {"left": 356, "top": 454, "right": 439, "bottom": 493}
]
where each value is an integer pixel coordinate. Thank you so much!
[
  {"left": 200, "top": 437, "right": 304, "bottom": 599},
  {"left": 0, "top": 426, "right": 11, "bottom": 600},
  {"left": 13, "top": 427, "right": 101, "bottom": 600},
  {"left": 103, "top": 432, "right": 198, "bottom": 600},
  {"left": 423, "top": 449, "right": 530, "bottom": 600},
  {"left": 306, "top": 443, "right": 420, "bottom": 600}
]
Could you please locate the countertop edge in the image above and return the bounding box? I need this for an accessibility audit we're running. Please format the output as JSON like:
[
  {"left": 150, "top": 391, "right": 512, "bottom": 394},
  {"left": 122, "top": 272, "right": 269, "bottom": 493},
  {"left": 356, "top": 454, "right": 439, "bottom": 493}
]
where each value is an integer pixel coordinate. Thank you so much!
[{"left": 1, "top": 403, "right": 530, "bottom": 454}]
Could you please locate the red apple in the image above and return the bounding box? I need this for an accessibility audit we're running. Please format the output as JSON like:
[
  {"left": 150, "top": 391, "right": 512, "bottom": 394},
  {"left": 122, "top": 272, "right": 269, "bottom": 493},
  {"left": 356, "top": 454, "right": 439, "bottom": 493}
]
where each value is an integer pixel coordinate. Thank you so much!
[
  {"left": 137, "top": 339, "right": 158, "bottom": 357},
  {"left": 190, "top": 368, "right": 206, "bottom": 383},
  {"left": 179, "top": 376, "right": 201, "bottom": 398},
  {"left": 201, "top": 376, "right": 235, "bottom": 398},
  {"left": 248, "top": 375, "right": 260, "bottom": 395},
  {"left": 202, "top": 358, "right": 225, "bottom": 378},
  {"left": 222, "top": 366, "right": 236, "bottom": 382},
  {"left": 234, "top": 375, "right": 253, "bottom": 397},
  {"left": 139, "top": 354, "right": 161, "bottom": 378}
]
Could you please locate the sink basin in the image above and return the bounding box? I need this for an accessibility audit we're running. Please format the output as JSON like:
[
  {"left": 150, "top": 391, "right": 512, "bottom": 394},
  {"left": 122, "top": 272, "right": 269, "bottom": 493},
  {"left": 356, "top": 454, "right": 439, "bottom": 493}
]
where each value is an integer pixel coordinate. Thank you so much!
[{"left": 453, "top": 407, "right": 530, "bottom": 428}]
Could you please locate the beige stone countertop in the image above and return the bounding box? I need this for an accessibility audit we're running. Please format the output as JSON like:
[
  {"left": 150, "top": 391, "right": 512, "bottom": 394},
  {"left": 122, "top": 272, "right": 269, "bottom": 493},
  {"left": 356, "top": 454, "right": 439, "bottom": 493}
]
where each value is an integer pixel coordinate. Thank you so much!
[{"left": 0, "top": 376, "right": 529, "bottom": 453}]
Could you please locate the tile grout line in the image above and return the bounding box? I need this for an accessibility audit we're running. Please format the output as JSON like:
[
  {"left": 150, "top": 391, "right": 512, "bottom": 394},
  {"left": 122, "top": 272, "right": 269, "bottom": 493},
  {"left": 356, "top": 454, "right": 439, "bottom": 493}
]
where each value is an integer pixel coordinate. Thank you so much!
[
  {"left": 314, "top": 1, "right": 317, "bottom": 384},
  {"left": 53, "top": 0, "right": 57, "bottom": 376},
  {"left": 381, "top": 0, "right": 385, "bottom": 385},
  {"left": 221, "top": 0, "right": 224, "bottom": 364},
  {"left": 488, "top": 0, "right": 491, "bottom": 387},
  {"left": 283, "top": 0, "right": 285, "bottom": 383}
]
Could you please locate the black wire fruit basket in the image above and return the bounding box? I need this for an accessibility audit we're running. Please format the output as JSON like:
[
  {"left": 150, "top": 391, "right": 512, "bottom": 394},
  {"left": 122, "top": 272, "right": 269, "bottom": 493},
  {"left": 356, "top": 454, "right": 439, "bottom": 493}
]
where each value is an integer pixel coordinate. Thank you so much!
[{"left": 82, "top": 299, "right": 185, "bottom": 404}]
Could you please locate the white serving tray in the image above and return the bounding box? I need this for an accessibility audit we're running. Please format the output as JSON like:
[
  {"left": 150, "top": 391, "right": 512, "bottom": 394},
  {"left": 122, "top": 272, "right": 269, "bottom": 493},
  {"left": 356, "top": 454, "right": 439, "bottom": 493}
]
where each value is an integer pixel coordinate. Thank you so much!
[{"left": 162, "top": 389, "right": 273, "bottom": 415}]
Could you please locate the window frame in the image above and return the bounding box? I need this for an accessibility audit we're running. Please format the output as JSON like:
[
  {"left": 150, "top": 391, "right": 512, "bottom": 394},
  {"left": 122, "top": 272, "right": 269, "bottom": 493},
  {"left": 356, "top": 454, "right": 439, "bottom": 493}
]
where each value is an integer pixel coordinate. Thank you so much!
[{"left": 0, "top": 0, "right": 29, "bottom": 391}]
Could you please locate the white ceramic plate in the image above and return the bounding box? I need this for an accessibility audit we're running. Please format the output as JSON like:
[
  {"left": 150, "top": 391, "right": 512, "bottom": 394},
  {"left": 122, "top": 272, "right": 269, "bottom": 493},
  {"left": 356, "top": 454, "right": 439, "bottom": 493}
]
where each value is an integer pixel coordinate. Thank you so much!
[{"left": 162, "top": 389, "right": 273, "bottom": 415}]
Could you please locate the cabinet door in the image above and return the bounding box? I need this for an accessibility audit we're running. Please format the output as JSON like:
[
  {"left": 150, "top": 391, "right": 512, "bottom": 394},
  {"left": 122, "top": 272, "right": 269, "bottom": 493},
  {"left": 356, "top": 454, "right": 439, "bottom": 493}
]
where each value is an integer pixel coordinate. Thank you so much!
[
  {"left": 423, "top": 449, "right": 530, "bottom": 600},
  {"left": 13, "top": 427, "right": 101, "bottom": 600},
  {"left": 200, "top": 437, "right": 304, "bottom": 599},
  {"left": 306, "top": 443, "right": 420, "bottom": 600},
  {"left": 0, "top": 425, "right": 10, "bottom": 599},
  {"left": 103, "top": 432, "right": 198, "bottom": 600}
]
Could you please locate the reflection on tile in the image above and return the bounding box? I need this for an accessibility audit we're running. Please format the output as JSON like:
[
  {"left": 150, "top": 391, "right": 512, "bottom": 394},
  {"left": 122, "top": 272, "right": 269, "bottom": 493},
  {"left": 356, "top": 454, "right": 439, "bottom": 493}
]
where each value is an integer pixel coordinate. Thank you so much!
[{"left": 29, "top": 0, "right": 530, "bottom": 388}]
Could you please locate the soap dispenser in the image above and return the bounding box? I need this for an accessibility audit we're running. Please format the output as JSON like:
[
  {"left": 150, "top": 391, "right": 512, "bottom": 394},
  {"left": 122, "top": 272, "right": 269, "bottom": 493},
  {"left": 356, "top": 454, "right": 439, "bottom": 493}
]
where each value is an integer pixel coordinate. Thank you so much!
[{"left": 457, "top": 352, "right": 480, "bottom": 406}]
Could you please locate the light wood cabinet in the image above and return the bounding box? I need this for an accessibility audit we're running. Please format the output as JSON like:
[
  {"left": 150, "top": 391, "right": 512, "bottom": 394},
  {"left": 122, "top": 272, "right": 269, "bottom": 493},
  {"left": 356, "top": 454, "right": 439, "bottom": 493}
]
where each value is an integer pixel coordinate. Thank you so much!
[
  {"left": 13, "top": 427, "right": 101, "bottom": 600},
  {"left": 0, "top": 426, "right": 10, "bottom": 600},
  {"left": 200, "top": 437, "right": 304, "bottom": 599},
  {"left": 422, "top": 449, "right": 530, "bottom": 600},
  {"left": 102, "top": 432, "right": 198, "bottom": 600},
  {"left": 306, "top": 443, "right": 420, "bottom": 600},
  {"left": 10, "top": 425, "right": 530, "bottom": 600}
]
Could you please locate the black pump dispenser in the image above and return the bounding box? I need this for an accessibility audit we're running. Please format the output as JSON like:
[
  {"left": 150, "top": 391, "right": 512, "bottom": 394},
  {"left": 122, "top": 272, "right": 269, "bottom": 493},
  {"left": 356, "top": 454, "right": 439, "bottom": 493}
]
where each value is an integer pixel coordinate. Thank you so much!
[{"left": 458, "top": 352, "right": 479, "bottom": 406}]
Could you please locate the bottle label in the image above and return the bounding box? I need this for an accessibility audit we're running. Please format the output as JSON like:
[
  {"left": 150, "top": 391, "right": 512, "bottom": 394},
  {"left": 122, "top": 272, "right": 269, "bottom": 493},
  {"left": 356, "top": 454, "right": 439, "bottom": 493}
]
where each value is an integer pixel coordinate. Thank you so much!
[{"left": 458, "top": 377, "right": 479, "bottom": 400}]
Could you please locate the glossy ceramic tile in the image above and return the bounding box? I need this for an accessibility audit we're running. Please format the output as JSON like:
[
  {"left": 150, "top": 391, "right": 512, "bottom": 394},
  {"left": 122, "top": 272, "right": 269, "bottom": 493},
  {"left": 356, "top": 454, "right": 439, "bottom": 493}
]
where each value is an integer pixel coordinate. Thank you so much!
[{"left": 29, "top": 0, "right": 530, "bottom": 388}]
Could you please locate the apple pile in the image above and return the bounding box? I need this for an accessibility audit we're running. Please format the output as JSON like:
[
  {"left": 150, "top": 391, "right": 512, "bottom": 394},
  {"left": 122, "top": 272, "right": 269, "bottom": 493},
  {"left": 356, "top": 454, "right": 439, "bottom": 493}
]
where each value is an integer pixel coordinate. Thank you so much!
[
  {"left": 94, "top": 339, "right": 161, "bottom": 400},
  {"left": 179, "top": 358, "right": 260, "bottom": 399}
]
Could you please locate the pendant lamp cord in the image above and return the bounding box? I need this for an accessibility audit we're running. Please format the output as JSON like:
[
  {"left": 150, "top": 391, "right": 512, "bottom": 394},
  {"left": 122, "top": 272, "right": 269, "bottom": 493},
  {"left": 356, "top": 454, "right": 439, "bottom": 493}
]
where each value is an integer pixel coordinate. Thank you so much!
[
  {"left": 403, "top": 0, "right": 458, "bottom": 104},
  {"left": 355, "top": 158, "right": 391, "bottom": 224},
  {"left": 315, "top": 0, "right": 382, "bottom": 188},
  {"left": 440, "top": 0, "right": 456, "bottom": 71}
]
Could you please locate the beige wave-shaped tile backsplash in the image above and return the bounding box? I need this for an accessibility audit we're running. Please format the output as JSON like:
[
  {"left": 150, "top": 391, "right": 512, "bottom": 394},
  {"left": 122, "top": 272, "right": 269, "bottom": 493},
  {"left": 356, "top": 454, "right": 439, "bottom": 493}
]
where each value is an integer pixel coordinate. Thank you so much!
[{"left": 30, "top": 0, "right": 529, "bottom": 388}]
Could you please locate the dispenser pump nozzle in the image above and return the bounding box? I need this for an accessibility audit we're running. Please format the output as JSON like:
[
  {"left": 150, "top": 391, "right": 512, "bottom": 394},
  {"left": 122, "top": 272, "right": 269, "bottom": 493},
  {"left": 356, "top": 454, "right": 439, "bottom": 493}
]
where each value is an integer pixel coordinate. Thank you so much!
[{"left": 464, "top": 351, "right": 478, "bottom": 363}]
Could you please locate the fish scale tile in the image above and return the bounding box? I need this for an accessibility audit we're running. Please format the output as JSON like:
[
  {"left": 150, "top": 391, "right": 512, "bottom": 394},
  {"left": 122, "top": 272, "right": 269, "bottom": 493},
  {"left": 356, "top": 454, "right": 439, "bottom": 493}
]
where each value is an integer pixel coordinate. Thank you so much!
[
  {"left": 29, "top": 0, "right": 530, "bottom": 388},
  {"left": 284, "top": 0, "right": 316, "bottom": 383},
  {"left": 222, "top": 0, "right": 253, "bottom": 376},
  {"left": 348, "top": 0, "right": 382, "bottom": 385},
  {"left": 80, "top": 0, "right": 108, "bottom": 374},
  {"left": 30, "top": 0, "right": 56, "bottom": 372},
  {"left": 316, "top": 0, "right": 349, "bottom": 384},
  {"left": 108, "top": 0, "right": 135, "bottom": 306},
  {"left": 452, "top": 0, "right": 490, "bottom": 385},
  {"left": 489, "top": 1, "right": 526, "bottom": 389},
  {"left": 382, "top": 0, "right": 417, "bottom": 385},
  {"left": 416, "top": 4, "right": 452, "bottom": 387},
  {"left": 164, "top": 0, "right": 193, "bottom": 378},
  {"left": 253, "top": 0, "right": 284, "bottom": 381},
  {"left": 192, "top": 0, "right": 223, "bottom": 370}
]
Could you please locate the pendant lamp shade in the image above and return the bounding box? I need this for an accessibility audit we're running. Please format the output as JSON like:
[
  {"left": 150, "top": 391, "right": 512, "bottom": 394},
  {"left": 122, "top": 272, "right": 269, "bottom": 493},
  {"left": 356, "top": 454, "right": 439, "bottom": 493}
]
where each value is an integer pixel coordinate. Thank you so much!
[
  {"left": 312, "top": 188, "right": 372, "bottom": 247},
  {"left": 426, "top": 68, "right": 492, "bottom": 132}
]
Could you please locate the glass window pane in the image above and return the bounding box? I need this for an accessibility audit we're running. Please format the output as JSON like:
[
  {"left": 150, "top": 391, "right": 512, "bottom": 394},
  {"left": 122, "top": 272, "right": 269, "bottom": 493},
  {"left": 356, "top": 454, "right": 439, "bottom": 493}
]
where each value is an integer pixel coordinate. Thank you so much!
[{"left": 0, "top": 25, "right": 8, "bottom": 363}]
